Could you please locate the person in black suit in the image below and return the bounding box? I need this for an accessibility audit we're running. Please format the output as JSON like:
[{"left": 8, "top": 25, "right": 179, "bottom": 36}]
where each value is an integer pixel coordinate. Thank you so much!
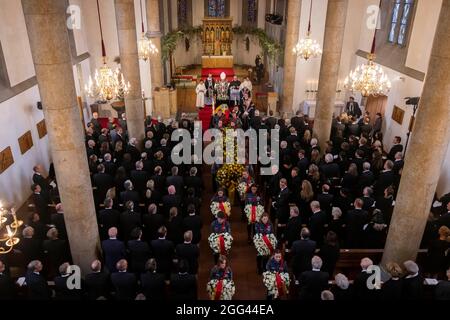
[
  {"left": 150, "top": 166, "right": 166, "bottom": 192},
  {"left": 291, "top": 228, "right": 317, "bottom": 279},
  {"left": 318, "top": 231, "right": 340, "bottom": 277},
  {"left": 320, "top": 154, "right": 341, "bottom": 182},
  {"left": 358, "top": 163, "right": 375, "bottom": 195},
  {"left": 162, "top": 186, "right": 182, "bottom": 217},
  {"left": 142, "top": 204, "right": 165, "bottom": 241},
  {"left": 54, "top": 263, "right": 83, "bottom": 300},
  {"left": 103, "top": 153, "right": 117, "bottom": 176},
  {"left": 140, "top": 258, "right": 166, "bottom": 300},
  {"left": 266, "top": 110, "right": 278, "bottom": 130},
  {"left": 17, "top": 226, "right": 43, "bottom": 264},
  {"left": 167, "top": 207, "right": 184, "bottom": 245},
  {"left": 43, "top": 228, "right": 70, "bottom": 278},
  {"left": 170, "top": 260, "right": 197, "bottom": 301},
  {"left": 85, "top": 260, "right": 111, "bottom": 300},
  {"left": 130, "top": 161, "right": 149, "bottom": 201},
  {"left": 127, "top": 228, "right": 151, "bottom": 274},
  {"left": 184, "top": 167, "right": 204, "bottom": 199},
  {"left": 111, "top": 259, "right": 137, "bottom": 300},
  {"left": 120, "top": 180, "right": 140, "bottom": 207},
  {"left": 151, "top": 226, "right": 175, "bottom": 277},
  {"left": 388, "top": 136, "right": 404, "bottom": 161},
  {"left": 438, "top": 202, "right": 450, "bottom": 229},
  {"left": 120, "top": 201, "right": 142, "bottom": 242},
  {"left": 332, "top": 273, "right": 354, "bottom": 301},
  {"left": 345, "top": 97, "right": 362, "bottom": 118},
  {"left": 126, "top": 138, "right": 141, "bottom": 163},
  {"left": 98, "top": 198, "right": 121, "bottom": 240},
  {"left": 283, "top": 207, "right": 303, "bottom": 249},
  {"left": 183, "top": 204, "right": 203, "bottom": 245},
  {"left": 345, "top": 199, "right": 369, "bottom": 248},
  {"left": 51, "top": 203, "right": 68, "bottom": 240},
  {"left": 93, "top": 164, "right": 114, "bottom": 205},
  {"left": 381, "top": 262, "right": 403, "bottom": 300},
  {"left": 296, "top": 150, "right": 310, "bottom": 181},
  {"left": 353, "top": 258, "right": 379, "bottom": 300},
  {"left": 392, "top": 152, "right": 404, "bottom": 176},
  {"left": 166, "top": 166, "right": 185, "bottom": 196},
  {"left": 374, "top": 160, "right": 395, "bottom": 197},
  {"left": 288, "top": 168, "right": 303, "bottom": 203},
  {"left": 0, "top": 260, "right": 15, "bottom": 300},
  {"left": 175, "top": 231, "right": 200, "bottom": 275},
  {"left": 25, "top": 260, "right": 51, "bottom": 300},
  {"left": 362, "top": 187, "right": 375, "bottom": 211},
  {"left": 435, "top": 267, "right": 450, "bottom": 300},
  {"left": 309, "top": 201, "right": 327, "bottom": 245},
  {"left": 102, "top": 227, "right": 126, "bottom": 272},
  {"left": 32, "top": 164, "right": 52, "bottom": 199},
  {"left": 31, "top": 184, "right": 51, "bottom": 225},
  {"left": 273, "top": 179, "right": 290, "bottom": 238},
  {"left": 298, "top": 256, "right": 330, "bottom": 300},
  {"left": 317, "top": 184, "right": 334, "bottom": 217},
  {"left": 402, "top": 260, "right": 424, "bottom": 300}
]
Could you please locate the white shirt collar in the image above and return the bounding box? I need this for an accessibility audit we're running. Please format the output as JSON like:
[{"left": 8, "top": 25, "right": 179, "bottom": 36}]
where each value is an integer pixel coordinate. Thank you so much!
[
  {"left": 406, "top": 273, "right": 419, "bottom": 279},
  {"left": 312, "top": 268, "right": 321, "bottom": 272}
]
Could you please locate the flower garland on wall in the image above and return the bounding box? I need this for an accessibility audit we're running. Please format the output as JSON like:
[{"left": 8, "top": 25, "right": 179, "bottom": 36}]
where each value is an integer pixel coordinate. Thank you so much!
[{"left": 161, "top": 26, "right": 283, "bottom": 62}]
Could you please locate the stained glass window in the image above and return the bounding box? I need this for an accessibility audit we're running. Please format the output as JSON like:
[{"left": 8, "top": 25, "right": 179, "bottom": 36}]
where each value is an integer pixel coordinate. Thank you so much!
[
  {"left": 208, "top": 0, "right": 226, "bottom": 17},
  {"left": 388, "top": 0, "right": 414, "bottom": 46},
  {"left": 178, "top": 0, "right": 188, "bottom": 28},
  {"left": 247, "top": 0, "right": 258, "bottom": 23}
]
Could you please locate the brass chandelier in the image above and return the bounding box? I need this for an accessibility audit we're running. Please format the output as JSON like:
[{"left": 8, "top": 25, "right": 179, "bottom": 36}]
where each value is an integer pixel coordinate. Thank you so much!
[
  {"left": 85, "top": 0, "right": 130, "bottom": 102},
  {"left": 293, "top": 0, "right": 322, "bottom": 60},
  {"left": 0, "top": 203, "right": 23, "bottom": 255},
  {"left": 138, "top": 0, "right": 158, "bottom": 62}
]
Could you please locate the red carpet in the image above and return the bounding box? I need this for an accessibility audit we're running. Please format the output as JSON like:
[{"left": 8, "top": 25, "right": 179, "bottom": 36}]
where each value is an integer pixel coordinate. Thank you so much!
[
  {"left": 198, "top": 106, "right": 214, "bottom": 130},
  {"left": 201, "top": 68, "right": 235, "bottom": 80}
]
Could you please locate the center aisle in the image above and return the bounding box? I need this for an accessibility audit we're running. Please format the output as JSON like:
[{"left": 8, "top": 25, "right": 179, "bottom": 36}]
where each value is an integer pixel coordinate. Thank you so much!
[{"left": 197, "top": 166, "right": 267, "bottom": 300}]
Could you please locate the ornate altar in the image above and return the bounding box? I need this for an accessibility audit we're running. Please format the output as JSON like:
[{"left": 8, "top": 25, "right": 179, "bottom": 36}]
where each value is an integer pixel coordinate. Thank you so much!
[{"left": 203, "top": 18, "right": 233, "bottom": 55}]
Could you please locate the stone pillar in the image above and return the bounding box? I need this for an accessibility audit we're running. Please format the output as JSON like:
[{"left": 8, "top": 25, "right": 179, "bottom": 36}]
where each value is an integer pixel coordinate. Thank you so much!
[
  {"left": 115, "top": 0, "right": 145, "bottom": 143},
  {"left": 281, "top": 0, "right": 301, "bottom": 113},
  {"left": 382, "top": 0, "right": 450, "bottom": 266},
  {"left": 22, "top": 0, "right": 100, "bottom": 274},
  {"left": 314, "top": 0, "right": 348, "bottom": 153},
  {"left": 146, "top": 0, "right": 164, "bottom": 89}
]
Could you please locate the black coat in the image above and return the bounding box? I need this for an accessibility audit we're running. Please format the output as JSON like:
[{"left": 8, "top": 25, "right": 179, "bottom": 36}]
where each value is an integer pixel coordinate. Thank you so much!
[
  {"left": 98, "top": 208, "right": 121, "bottom": 240},
  {"left": 120, "top": 190, "right": 140, "bottom": 207},
  {"left": 402, "top": 275, "right": 424, "bottom": 300},
  {"left": 318, "top": 244, "right": 340, "bottom": 276},
  {"left": 102, "top": 239, "right": 126, "bottom": 272},
  {"left": 162, "top": 194, "right": 182, "bottom": 217},
  {"left": 140, "top": 272, "right": 166, "bottom": 300},
  {"left": 33, "top": 193, "right": 50, "bottom": 224},
  {"left": 176, "top": 243, "right": 200, "bottom": 275},
  {"left": 166, "top": 175, "right": 185, "bottom": 195},
  {"left": 291, "top": 239, "right": 317, "bottom": 276},
  {"left": 142, "top": 213, "right": 166, "bottom": 241},
  {"left": 54, "top": 275, "right": 83, "bottom": 300},
  {"left": 353, "top": 271, "right": 379, "bottom": 300},
  {"left": 0, "top": 272, "right": 15, "bottom": 300},
  {"left": 43, "top": 239, "right": 70, "bottom": 277},
  {"left": 151, "top": 238, "right": 175, "bottom": 274},
  {"left": 167, "top": 216, "right": 185, "bottom": 245},
  {"left": 298, "top": 270, "right": 330, "bottom": 300},
  {"left": 284, "top": 216, "right": 303, "bottom": 248},
  {"left": 25, "top": 272, "right": 51, "bottom": 300},
  {"left": 93, "top": 172, "right": 114, "bottom": 203},
  {"left": 317, "top": 193, "right": 334, "bottom": 217},
  {"left": 130, "top": 170, "right": 149, "bottom": 197},
  {"left": 84, "top": 271, "right": 111, "bottom": 300},
  {"left": 17, "top": 238, "right": 43, "bottom": 264},
  {"left": 184, "top": 175, "right": 204, "bottom": 197},
  {"left": 275, "top": 187, "right": 291, "bottom": 223},
  {"left": 309, "top": 211, "right": 327, "bottom": 244},
  {"left": 119, "top": 210, "right": 142, "bottom": 241},
  {"left": 345, "top": 209, "right": 369, "bottom": 248},
  {"left": 51, "top": 213, "right": 67, "bottom": 240},
  {"left": 381, "top": 278, "right": 403, "bottom": 300},
  {"left": 183, "top": 215, "right": 203, "bottom": 244},
  {"left": 170, "top": 273, "right": 197, "bottom": 300},
  {"left": 127, "top": 240, "right": 151, "bottom": 274},
  {"left": 388, "top": 144, "right": 403, "bottom": 160},
  {"left": 111, "top": 272, "right": 137, "bottom": 300},
  {"left": 374, "top": 171, "right": 395, "bottom": 197}
]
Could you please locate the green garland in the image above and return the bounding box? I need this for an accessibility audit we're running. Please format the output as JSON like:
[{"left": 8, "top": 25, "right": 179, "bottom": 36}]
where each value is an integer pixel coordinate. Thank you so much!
[{"left": 161, "top": 26, "right": 282, "bottom": 62}]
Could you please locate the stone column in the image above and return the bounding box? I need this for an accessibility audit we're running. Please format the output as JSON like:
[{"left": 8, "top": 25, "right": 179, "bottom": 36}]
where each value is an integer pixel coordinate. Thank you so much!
[
  {"left": 146, "top": 0, "right": 164, "bottom": 89},
  {"left": 314, "top": 0, "right": 348, "bottom": 153},
  {"left": 281, "top": 0, "right": 301, "bottom": 113},
  {"left": 382, "top": 0, "right": 450, "bottom": 266},
  {"left": 22, "top": 0, "right": 100, "bottom": 274},
  {"left": 115, "top": 0, "right": 145, "bottom": 143}
]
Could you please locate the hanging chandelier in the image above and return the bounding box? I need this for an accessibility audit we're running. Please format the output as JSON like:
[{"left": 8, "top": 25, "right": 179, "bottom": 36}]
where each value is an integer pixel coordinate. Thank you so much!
[
  {"left": 344, "top": 0, "right": 391, "bottom": 97},
  {"left": 85, "top": 0, "right": 130, "bottom": 102},
  {"left": 293, "top": 0, "right": 322, "bottom": 60},
  {"left": 138, "top": 0, "right": 158, "bottom": 62},
  {"left": 0, "top": 203, "right": 23, "bottom": 255}
]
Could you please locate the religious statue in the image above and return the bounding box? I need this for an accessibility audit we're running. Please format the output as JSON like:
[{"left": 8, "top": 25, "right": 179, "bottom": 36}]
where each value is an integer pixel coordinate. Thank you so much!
[
  {"left": 196, "top": 79, "right": 206, "bottom": 109},
  {"left": 215, "top": 72, "right": 230, "bottom": 107},
  {"left": 205, "top": 74, "right": 215, "bottom": 106}
]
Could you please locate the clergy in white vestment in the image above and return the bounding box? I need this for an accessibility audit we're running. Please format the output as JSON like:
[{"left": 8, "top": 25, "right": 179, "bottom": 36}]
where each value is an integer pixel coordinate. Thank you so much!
[{"left": 196, "top": 80, "right": 206, "bottom": 109}]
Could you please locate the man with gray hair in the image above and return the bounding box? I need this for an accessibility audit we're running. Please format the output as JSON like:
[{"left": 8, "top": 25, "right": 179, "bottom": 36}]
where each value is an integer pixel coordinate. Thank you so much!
[
  {"left": 403, "top": 260, "right": 424, "bottom": 300},
  {"left": 25, "top": 260, "right": 50, "bottom": 300},
  {"left": 184, "top": 166, "right": 203, "bottom": 198},
  {"left": 291, "top": 227, "right": 317, "bottom": 278},
  {"left": 85, "top": 260, "right": 111, "bottom": 300},
  {"left": 321, "top": 290, "right": 335, "bottom": 300},
  {"left": 309, "top": 201, "right": 327, "bottom": 245},
  {"left": 354, "top": 257, "right": 379, "bottom": 300},
  {"left": 127, "top": 138, "right": 141, "bottom": 163},
  {"left": 298, "top": 256, "right": 330, "bottom": 300},
  {"left": 51, "top": 203, "right": 67, "bottom": 240},
  {"left": 120, "top": 180, "right": 140, "bottom": 207},
  {"left": 333, "top": 273, "right": 353, "bottom": 300},
  {"left": 320, "top": 154, "right": 340, "bottom": 181},
  {"left": 358, "top": 162, "right": 374, "bottom": 194}
]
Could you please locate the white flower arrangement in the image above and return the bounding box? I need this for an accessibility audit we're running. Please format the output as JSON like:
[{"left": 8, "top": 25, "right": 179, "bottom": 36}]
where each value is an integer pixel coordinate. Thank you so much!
[
  {"left": 210, "top": 201, "right": 232, "bottom": 218},
  {"left": 253, "top": 233, "right": 278, "bottom": 256},
  {"left": 237, "top": 182, "right": 249, "bottom": 199},
  {"left": 245, "top": 204, "right": 264, "bottom": 224},
  {"left": 262, "top": 271, "right": 290, "bottom": 298},
  {"left": 207, "top": 279, "right": 236, "bottom": 300},
  {"left": 208, "top": 232, "right": 233, "bottom": 254}
]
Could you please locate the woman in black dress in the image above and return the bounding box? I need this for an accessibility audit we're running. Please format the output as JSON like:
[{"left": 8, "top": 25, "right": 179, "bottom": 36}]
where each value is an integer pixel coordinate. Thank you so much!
[
  {"left": 381, "top": 262, "right": 403, "bottom": 300},
  {"left": 319, "top": 231, "right": 340, "bottom": 277},
  {"left": 426, "top": 226, "right": 450, "bottom": 278}
]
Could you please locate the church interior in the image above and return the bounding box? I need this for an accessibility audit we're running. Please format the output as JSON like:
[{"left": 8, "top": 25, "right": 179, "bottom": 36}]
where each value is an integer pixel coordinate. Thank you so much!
[{"left": 0, "top": 0, "right": 449, "bottom": 302}]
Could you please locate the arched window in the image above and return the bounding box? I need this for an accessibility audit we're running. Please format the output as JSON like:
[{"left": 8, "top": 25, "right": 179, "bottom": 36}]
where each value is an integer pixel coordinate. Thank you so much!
[
  {"left": 207, "top": 0, "right": 226, "bottom": 17},
  {"left": 243, "top": 0, "right": 258, "bottom": 27},
  {"left": 388, "top": 0, "right": 414, "bottom": 46},
  {"left": 178, "top": 0, "right": 192, "bottom": 28}
]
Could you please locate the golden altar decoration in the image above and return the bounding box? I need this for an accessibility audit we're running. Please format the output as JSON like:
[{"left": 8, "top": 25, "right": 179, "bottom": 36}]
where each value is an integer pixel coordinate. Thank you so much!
[{"left": 202, "top": 18, "right": 234, "bottom": 69}]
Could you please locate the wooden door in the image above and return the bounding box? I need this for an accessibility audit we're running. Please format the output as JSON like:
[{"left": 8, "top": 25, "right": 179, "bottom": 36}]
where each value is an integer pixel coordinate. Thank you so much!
[{"left": 365, "top": 95, "right": 388, "bottom": 125}]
